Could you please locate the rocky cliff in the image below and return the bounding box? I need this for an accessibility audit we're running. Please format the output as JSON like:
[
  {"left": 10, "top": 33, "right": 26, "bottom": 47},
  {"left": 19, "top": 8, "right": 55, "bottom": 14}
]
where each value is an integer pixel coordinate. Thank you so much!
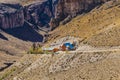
[
  {"left": 24, "top": 0, "right": 53, "bottom": 28},
  {"left": 55, "top": 0, "right": 110, "bottom": 19},
  {"left": 0, "top": 0, "right": 111, "bottom": 29},
  {"left": 0, "top": 3, "right": 24, "bottom": 29},
  {"left": 24, "top": 0, "right": 112, "bottom": 29}
]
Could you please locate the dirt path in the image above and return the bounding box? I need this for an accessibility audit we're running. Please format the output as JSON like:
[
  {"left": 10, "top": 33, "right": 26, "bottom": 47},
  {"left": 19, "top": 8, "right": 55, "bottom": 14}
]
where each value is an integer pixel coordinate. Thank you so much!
[{"left": 69, "top": 45, "right": 120, "bottom": 53}]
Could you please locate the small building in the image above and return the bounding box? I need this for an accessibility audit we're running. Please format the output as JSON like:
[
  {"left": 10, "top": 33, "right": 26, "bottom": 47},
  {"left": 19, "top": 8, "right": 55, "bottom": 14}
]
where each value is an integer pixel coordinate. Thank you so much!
[
  {"left": 42, "top": 47, "right": 54, "bottom": 52},
  {"left": 63, "top": 42, "right": 75, "bottom": 50},
  {"left": 42, "top": 42, "right": 76, "bottom": 53}
]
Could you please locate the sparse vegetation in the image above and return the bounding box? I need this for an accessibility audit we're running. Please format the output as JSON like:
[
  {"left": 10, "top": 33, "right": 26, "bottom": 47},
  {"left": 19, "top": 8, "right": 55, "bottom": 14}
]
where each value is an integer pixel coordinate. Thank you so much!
[
  {"left": 49, "top": 1, "right": 120, "bottom": 47},
  {"left": 0, "top": 67, "right": 16, "bottom": 80},
  {"left": 28, "top": 47, "right": 44, "bottom": 54},
  {"left": 28, "top": 46, "right": 54, "bottom": 54},
  {"left": 1, "top": 0, "right": 120, "bottom": 80}
]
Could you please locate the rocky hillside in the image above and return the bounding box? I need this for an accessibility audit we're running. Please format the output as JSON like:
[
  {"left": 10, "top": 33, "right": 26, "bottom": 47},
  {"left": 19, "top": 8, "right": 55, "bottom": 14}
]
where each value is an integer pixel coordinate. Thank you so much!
[
  {"left": 0, "top": 1, "right": 44, "bottom": 71},
  {"left": 0, "top": 0, "right": 114, "bottom": 70},
  {"left": 49, "top": 0, "right": 120, "bottom": 47},
  {"left": 0, "top": 29, "right": 32, "bottom": 72},
  {"left": 0, "top": 23, "right": 44, "bottom": 72},
  {"left": 1, "top": 0, "right": 120, "bottom": 80},
  {"left": 1, "top": 49, "right": 120, "bottom": 80},
  {"left": 0, "top": 0, "right": 120, "bottom": 80}
]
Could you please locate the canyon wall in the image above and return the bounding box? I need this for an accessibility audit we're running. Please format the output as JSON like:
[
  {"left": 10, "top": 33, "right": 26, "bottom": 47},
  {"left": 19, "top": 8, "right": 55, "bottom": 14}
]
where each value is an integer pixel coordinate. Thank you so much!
[
  {"left": 55, "top": 0, "right": 109, "bottom": 19},
  {"left": 24, "top": 0, "right": 53, "bottom": 27},
  {"left": 24, "top": 0, "right": 111, "bottom": 29},
  {"left": 0, "top": 3, "right": 24, "bottom": 29},
  {"left": 0, "top": 0, "right": 112, "bottom": 29},
  {"left": 50, "top": 0, "right": 111, "bottom": 28}
]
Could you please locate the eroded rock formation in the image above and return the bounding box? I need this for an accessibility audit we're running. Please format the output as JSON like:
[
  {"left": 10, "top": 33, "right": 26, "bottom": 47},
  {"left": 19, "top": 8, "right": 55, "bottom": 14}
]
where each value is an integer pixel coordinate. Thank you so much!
[
  {"left": 0, "top": 3, "right": 24, "bottom": 29},
  {"left": 0, "top": 0, "right": 112, "bottom": 29},
  {"left": 55, "top": 0, "right": 108, "bottom": 19},
  {"left": 24, "top": 0, "right": 53, "bottom": 28},
  {"left": 54, "top": 0, "right": 111, "bottom": 23}
]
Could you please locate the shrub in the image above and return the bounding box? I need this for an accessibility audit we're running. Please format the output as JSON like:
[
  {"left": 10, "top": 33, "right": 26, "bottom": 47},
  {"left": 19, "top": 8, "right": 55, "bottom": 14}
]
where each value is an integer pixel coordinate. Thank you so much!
[
  {"left": 0, "top": 68, "right": 16, "bottom": 80},
  {"left": 28, "top": 47, "right": 44, "bottom": 54},
  {"left": 28, "top": 46, "right": 56, "bottom": 54},
  {"left": 44, "top": 50, "right": 54, "bottom": 54}
]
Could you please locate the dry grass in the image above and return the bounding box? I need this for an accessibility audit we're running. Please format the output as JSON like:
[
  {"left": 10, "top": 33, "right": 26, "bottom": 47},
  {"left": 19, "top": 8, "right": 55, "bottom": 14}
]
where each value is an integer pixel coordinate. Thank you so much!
[
  {"left": 49, "top": 1, "right": 120, "bottom": 47},
  {"left": 88, "top": 24, "right": 120, "bottom": 46},
  {"left": 1, "top": 1, "right": 120, "bottom": 80},
  {"left": 0, "top": 31, "right": 32, "bottom": 72},
  {"left": 1, "top": 50, "right": 120, "bottom": 80}
]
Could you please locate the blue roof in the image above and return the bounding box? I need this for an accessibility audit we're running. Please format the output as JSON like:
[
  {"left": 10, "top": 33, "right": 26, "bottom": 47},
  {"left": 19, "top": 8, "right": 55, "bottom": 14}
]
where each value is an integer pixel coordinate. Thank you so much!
[{"left": 63, "top": 43, "right": 74, "bottom": 49}]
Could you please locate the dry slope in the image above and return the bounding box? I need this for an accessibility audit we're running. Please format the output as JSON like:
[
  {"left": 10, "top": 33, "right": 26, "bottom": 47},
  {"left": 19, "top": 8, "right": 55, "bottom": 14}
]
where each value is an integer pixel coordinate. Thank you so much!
[
  {"left": 0, "top": 30, "right": 32, "bottom": 72},
  {"left": 1, "top": 0, "right": 120, "bottom": 80},
  {"left": 1, "top": 50, "right": 120, "bottom": 80},
  {"left": 49, "top": 0, "right": 120, "bottom": 47}
]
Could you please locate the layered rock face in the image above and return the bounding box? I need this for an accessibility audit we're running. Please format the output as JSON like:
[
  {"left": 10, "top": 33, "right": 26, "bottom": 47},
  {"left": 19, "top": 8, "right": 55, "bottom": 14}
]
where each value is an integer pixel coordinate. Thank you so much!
[
  {"left": 24, "top": 0, "right": 111, "bottom": 28},
  {"left": 55, "top": 0, "right": 111, "bottom": 21},
  {"left": 0, "top": 0, "right": 112, "bottom": 29},
  {"left": 0, "top": 3, "right": 24, "bottom": 29}
]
